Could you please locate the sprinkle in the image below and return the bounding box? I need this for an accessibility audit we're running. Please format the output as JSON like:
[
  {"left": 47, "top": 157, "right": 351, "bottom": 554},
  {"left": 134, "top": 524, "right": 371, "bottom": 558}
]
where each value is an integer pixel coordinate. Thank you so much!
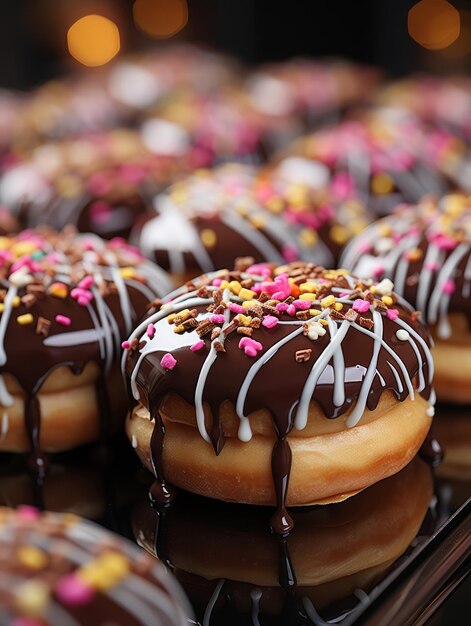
[
  {"left": 210, "top": 314, "right": 225, "bottom": 324},
  {"left": 286, "top": 304, "right": 296, "bottom": 316},
  {"left": 229, "top": 302, "right": 245, "bottom": 314},
  {"left": 295, "top": 349, "right": 312, "bottom": 363},
  {"left": 15, "top": 580, "right": 49, "bottom": 616},
  {"left": 239, "top": 287, "right": 256, "bottom": 300},
  {"left": 293, "top": 299, "right": 311, "bottom": 310},
  {"left": 426, "top": 405, "right": 435, "bottom": 417},
  {"left": 276, "top": 302, "right": 289, "bottom": 313},
  {"left": 237, "top": 314, "right": 253, "bottom": 327},
  {"left": 344, "top": 309, "right": 359, "bottom": 322},
  {"left": 320, "top": 295, "right": 335, "bottom": 308},
  {"left": 17, "top": 505, "right": 40, "bottom": 521},
  {"left": 17, "top": 546, "right": 48, "bottom": 570},
  {"left": 17, "top": 313, "right": 34, "bottom": 326},
  {"left": 121, "top": 341, "right": 131, "bottom": 350},
  {"left": 201, "top": 228, "right": 217, "bottom": 248},
  {"left": 190, "top": 340, "right": 205, "bottom": 352},
  {"left": 381, "top": 295, "right": 393, "bottom": 306},
  {"left": 359, "top": 316, "right": 374, "bottom": 330},
  {"left": 299, "top": 293, "right": 317, "bottom": 301},
  {"left": 386, "top": 308, "right": 399, "bottom": 321},
  {"left": 229, "top": 280, "right": 242, "bottom": 294},
  {"left": 36, "top": 316, "right": 51, "bottom": 337},
  {"left": 49, "top": 282, "right": 68, "bottom": 298},
  {"left": 146, "top": 324, "right": 155, "bottom": 339},
  {"left": 9, "top": 269, "right": 33, "bottom": 288},
  {"left": 352, "top": 299, "right": 370, "bottom": 313},
  {"left": 55, "top": 315, "right": 71, "bottom": 327},
  {"left": 303, "top": 320, "right": 327, "bottom": 341},
  {"left": 55, "top": 573, "right": 95, "bottom": 606},
  {"left": 442, "top": 279, "right": 455, "bottom": 295},
  {"left": 160, "top": 353, "right": 177, "bottom": 370},
  {"left": 396, "top": 329, "right": 410, "bottom": 341},
  {"left": 238, "top": 336, "right": 263, "bottom": 357},
  {"left": 119, "top": 267, "right": 136, "bottom": 280},
  {"left": 262, "top": 315, "right": 278, "bottom": 328},
  {"left": 78, "top": 275, "right": 94, "bottom": 289}
]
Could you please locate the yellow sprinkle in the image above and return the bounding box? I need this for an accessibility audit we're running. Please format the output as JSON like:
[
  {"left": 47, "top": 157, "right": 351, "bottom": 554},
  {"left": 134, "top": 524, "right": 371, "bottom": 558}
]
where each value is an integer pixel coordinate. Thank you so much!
[
  {"left": 229, "top": 280, "right": 241, "bottom": 294},
  {"left": 173, "top": 324, "right": 185, "bottom": 333},
  {"left": 333, "top": 302, "right": 343, "bottom": 311},
  {"left": 382, "top": 296, "right": 393, "bottom": 306},
  {"left": 49, "top": 282, "right": 68, "bottom": 299},
  {"left": 0, "top": 304, "right": 4, "bottom": 313},
  {"left": 309, "top": 309, "right": 322, "bottom": 317},
  {"left": 12, "top": 242, "right": 37, "bottom": 257},
  {"left": 0, "top": 237, "right": 10, "bottom": 250},
  {"left": 320, "top": 295, "right": 335, "bottom": 308},
  {"left": 100, "top": 552, "right": 130, "bottom": 579},
  {"left": 12, "top": 296, "right": 20, "bottom": 307},
  {"left": 201, "top": 229, "right": 217, "bottom": 249},
  {"left": 371, "top": 173, "right": 394, "bottom": 195},
  {"left": 17, "top": 313, "right": 34, "bottom": 326},
  {"left": 299, "top": 228, "right": 318, "bottom": 247},
  {"left": 78, "top": 566, "right": 104, "bottom": 589},
  {"left": 167, "top": 313, "right": 177, "bottom": 324},
  {"left": 15, "top": 580, "right": 49, "bottom": 616},
  {"left": 175, "top": 309, "right": 191, "bottom": 321},
  {"left": 17, "top": 546, "right": 48, "bottom": 570},
  {"left": 219, "top": 280, "right": 230, "bottom": 290},
  {"left": 299, "top": 282, "right": 317, "bottom": 294},
  {"left": 319, "top": 318, "right": 329, "bottom": 326},
  {"left": 237, "top": 314, "right": 252, "bottom": 326},
  {"left": 242, "top": 301, "right": 254, "bottom": 309},
  {"left": 329, "top": 225, "right": 349, "bottom": 245},
  {"left": 119, "top": 267, "right": 136, "bottom": 279},
  {"left": 407, "top": 248, "right": 423, "bottom": 262},
  {"left": 250, "top": 215, "right": 266, "bottom": 229},
  {"left": 239, "top": 288, "right": 256, "bottom": 300},
  {"left": 299, "top": 293, "right": 317, "bottom": 301},
  {"left": 265, "top": 197, "right": 284, "bottom": 213}
]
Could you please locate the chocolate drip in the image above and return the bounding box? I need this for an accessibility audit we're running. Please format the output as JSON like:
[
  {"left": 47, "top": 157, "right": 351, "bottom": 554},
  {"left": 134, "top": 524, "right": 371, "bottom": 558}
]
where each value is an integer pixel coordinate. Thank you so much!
[
  {"left": 149, "top": 406, "right": 176, "bottom": 506},
  {"left": 277, "top": 536, "right": 297, "bottom": 590},
  {"left": 270, "top": 437, "right": 294, "bottom": 536},
  {"left": 24, "top": 393, "right": 47, "bottom": 476}
]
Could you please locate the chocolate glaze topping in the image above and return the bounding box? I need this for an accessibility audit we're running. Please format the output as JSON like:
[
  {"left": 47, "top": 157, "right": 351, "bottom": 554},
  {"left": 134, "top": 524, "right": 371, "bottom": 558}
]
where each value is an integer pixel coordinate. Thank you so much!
[
  {"left": 0, "top": 506, "right": 191, "bottom": 626},
  {"left": 0, "top": 227, "right": 172, "bottom": 465},
  {"left": 124, "top": 261, "right": 434, "bottom": 534},
  {"left": 341, "top": 194, "right": 471, "bottom": 340},
  {"left": 133, "top": 162, "right": 371, "bottom": 277}
]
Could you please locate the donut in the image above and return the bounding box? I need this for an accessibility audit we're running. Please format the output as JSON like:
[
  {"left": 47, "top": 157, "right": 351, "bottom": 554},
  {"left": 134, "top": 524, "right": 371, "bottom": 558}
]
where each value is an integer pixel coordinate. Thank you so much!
[
  {"left": 278, "top": 110, "right": 448, "bottom": 218},
  {"left": 132, "top": 162, "right": 371, "bottom": 283},
  {"left": 245, "top": 59, "right": 380, "bottom": 152},
  {"left": 0, "top": 506, "right": 191, "bottom": 625},
  {"left": 0, "top": 227, "right": 172, "bottom": 464},
  {"left": 123, "top": 261, "right": 434, "bottom": 534},
  {"left": 434, "top": 405, "right": 471, "bottom": 480},
  {"left": 133, "top": 457, "right": 433, "bottom": 624},
  {"left": 340, "top": 194, "right": 471, "bottom": 403}
]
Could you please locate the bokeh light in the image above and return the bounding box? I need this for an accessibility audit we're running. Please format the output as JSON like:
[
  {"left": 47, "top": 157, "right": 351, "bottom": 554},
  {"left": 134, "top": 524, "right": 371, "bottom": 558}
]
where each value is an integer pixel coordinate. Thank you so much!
[
  {"left": 133, "top": 0, "right": 188, "bottom": 39},
  {"left": 408, "top": 0, "right": 460, "bottom": 50},
  {"left": 67, "top": 14, "right": 120, "bottom": 67},
  {"left": 443, "top": 10, "right": 471, "bottom": 58}
]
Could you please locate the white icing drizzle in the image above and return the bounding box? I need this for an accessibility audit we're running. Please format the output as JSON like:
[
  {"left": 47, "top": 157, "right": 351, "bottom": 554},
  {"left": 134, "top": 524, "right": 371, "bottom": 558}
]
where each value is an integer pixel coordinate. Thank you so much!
[
  {"left": 328, "top": 316, "right": 346, "bottom": 406},
  {"left": 203, "top": 578, "right": 225, "bottom": 626},
  {"left": 0, "top": 286, "right": 17, "bottom": 366},
  {"left": 250, "top": 588, "right": 262, "bottom": 626}
]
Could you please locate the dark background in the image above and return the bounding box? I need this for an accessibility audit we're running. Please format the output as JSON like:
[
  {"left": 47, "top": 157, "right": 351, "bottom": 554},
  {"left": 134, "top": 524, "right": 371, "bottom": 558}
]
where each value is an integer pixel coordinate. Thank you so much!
[{"left": 0, "top": 0, "right": 470, "bottom": 90}]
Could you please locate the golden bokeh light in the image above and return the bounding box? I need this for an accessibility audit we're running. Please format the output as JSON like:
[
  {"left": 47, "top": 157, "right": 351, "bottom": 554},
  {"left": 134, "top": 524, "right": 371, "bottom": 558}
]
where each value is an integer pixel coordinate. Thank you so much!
[
  {"left": 133, "top": 0, "right": 188, "bottom": 39},
  {"left": 67, "top": 14, "right": 120, "bottom": 67},
  {"left": 443, "top": 10, "right": 471, "bottom": 58},
  {"left": 408, "top": 0, "right": 460, "bottom": 50}
]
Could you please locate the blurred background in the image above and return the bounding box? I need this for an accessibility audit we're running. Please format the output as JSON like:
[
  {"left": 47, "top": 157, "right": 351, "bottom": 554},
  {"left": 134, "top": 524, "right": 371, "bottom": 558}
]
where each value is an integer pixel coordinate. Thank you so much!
[{"left": 0, "top": 0, "right": 470, "bottom": 90}]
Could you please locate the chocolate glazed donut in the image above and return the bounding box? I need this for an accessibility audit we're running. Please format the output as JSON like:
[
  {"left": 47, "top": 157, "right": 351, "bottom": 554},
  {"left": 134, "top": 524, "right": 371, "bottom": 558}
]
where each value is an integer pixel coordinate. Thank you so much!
[
  {"left": 123, "top": 261, "right": 435, "bottom": 535},
  {"left": 0, "top": 228, "right": 172, "bottom": 469}
]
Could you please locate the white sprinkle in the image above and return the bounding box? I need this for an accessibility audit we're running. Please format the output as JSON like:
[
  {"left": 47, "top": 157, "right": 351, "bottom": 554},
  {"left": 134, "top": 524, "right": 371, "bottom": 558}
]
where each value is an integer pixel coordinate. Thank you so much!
[
  {"left": 396, "top": 329, "right": 410, "bottom": 341},
  {"left": 9, "top": 268, "right": 33, "bottom": 287},
  {"left": 426, "top": 405, "right": 435, "bottom": 417},
  {"left": 375, "top": 278, "right": 394, "bottom": 296},
  {"left": 131, "top": 435, "right": 138, "bottom": 449}
]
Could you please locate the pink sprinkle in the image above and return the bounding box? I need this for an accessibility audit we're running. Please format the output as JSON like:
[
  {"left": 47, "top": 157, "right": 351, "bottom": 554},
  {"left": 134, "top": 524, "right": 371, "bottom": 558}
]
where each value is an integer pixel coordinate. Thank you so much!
[
  {"left": 89, "top": 201, "right": 112, "bottom": 225},
  {"left": 55, "top": 573, "right": 95, "bottom": 606},
  {"left": 121, "top": 340, "right": 131, "bottom": 350},
  {"left": 77, "top": 296, "right": 91, "bottom": 307},
  {"left": 358, "top": 242, "right": 372, "bottom": 254},
  {"left": 55, "top": 315, "right": 71, "bottom": 327},
  {"left": 78, "top": 275, "right": 94, "bottom": 289},
  {"left": 262, "top": 315, "right": 278, "bottom": 328},
  {"left": 443, "top": 279, "right": 455, "bottom": 295},
  {"left": 286, "top": 304, "right": 296, "bottom": 316},
  {"left": 238, "top": 337, "right": 263, "bottom": 357},
  {"left": 190, "top": 340, "right": 205, "bottom": 352},
  {"left": 424, "top": 262, "right": 439, "bottom": 271},
  {"left": 160, "top": 353, "right": 177, "bottom": 370},
  {"left": 386, "top": 308, "right": 399, "bottom": 321},
  {"left": 246, "top": 263, "right": 272, "bottom": 277},
  {"left": 146, "top": 324, "right": 155, "bottom": 339},
  {"left": 17, "top": 505, "right": 40, "bottom": 521},
  {"left": 293, "top": 299, "right": 311, "bottom": 310},
  {"left": 276, "top": 302, "right": 289, "bottom": 313},
  {"left": 212, "top": 278, "right": 223, "bottom": 286},
  {"left": 210, "top": 314, "right": 225, "bottom": 324},
  {"left": 229, "top": 303, "right": 245, "bottom": 314},
  {"left": 282, "top": 244, "right": 298, "bottom": 263},
  {"left": 373, "top": 265, "right": 384, "bottom": 278},
  {"left": 352, "top": 299, "right": 370, "bottom": 313}
]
